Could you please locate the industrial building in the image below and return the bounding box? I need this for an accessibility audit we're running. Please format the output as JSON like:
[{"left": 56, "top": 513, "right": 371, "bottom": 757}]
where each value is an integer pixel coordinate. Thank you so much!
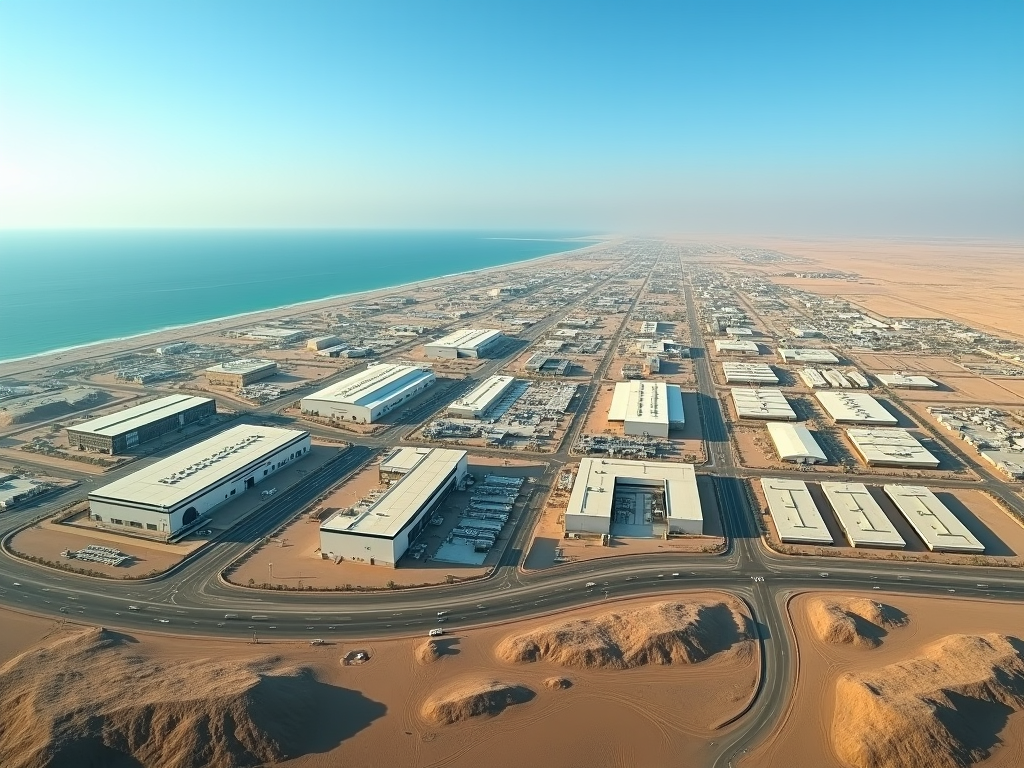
[
  {"left": 88, "top": 425, "right": 310, "bottom": 537},
  {"left": 883, "top": 485, "right": 984, "bottom": 553},
  {"left": 319, "top": 448, "right": 469, "bottom": 567},
  {"left": 240, "top": 326, "right": 304, "bottom": 342},
  {"left": 447, "top": 375, "right": 517, "bottom": 419},
  {"left": 564, "top": 458, "right": 702, "bottom": 536},
  {"left": 876, "top": 373, "right": 938, "bottom": 389},
  {"left": 789, "top": 327, "right": 822, "bottom": 338},
  {"left": 846, "top": 428, "right": 940, "bottom": 468},
  {"left": 714, "top": 339, "right": 761, "bottom": 355},
  {"left": 731, "top": 388, "right": 797, "bottom": 420},
  {"left": 424, "top": 329, "right": 504, "bottom": 359},
  {"left": 205, "top": 359, "right": 278, "bottom": 388},
  {"left": 306, "top": 335, "right": 342, "bottom": 351},
  {"left": 778, "top": 348, "right": 840, "bottom": 364},
  {"left": 524, "top": 353, "right": 573, "bottom": 376},
  {"left": 799, "top": 368, "right": 829, "bottom": 388},
  {"left": 760, "top": 478, "right": 833, "bottom": 545},
  {"left": 606, "top": 381, "right": 685, "bottom": 438},
  {"left": 766, "top": 422, "right": 827, "bottom": 464},
  {"left": 722, "top": 362, "right": 779, "bottom": 384},
  {"left": 0, "top": 474, "right": 49, "bottom": 510},
  {"left": 67, "top": 395, "right": 216, "bottom": 454},
  {"left": 815, "top": 391, "right": 898, "bottom": 425},
  {"left": 301, "top": 363, "right": 435, "bottom": 423},
  {"left": 820, "top": 482, "right": 905, "bottom": 548}
]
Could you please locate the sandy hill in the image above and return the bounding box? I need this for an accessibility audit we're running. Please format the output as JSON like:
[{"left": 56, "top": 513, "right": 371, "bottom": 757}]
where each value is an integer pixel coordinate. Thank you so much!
[
  {"left": 421, "top": 680, "right": 535, "bottom": 725},
  {"left": 808, "top": 597, "right": 908, "bottom": 648},
  {"left": 833, "top": 633, "right": 1024, "bottom": 768},
  {"left": 0, "top": 626, "right": 373, "bottom": 768},
  {"left": 495, "top": 598, "right": 751, "bottom": 669}
]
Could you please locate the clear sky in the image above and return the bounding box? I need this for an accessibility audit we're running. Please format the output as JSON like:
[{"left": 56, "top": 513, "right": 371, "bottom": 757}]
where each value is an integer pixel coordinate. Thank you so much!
[{"left": 1, "top": 1, "right": 1021, "bottom": 236}]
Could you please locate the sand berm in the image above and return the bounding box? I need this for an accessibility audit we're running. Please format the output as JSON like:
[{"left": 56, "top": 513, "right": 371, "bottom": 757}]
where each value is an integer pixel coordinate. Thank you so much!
[{"left": 807, "top": 596, "right": 908, "bottom": 649}]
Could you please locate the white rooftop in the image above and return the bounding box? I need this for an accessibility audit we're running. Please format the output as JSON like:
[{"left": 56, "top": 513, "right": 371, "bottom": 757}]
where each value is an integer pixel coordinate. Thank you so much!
[
  {"left": 427, "top": 328, "right": 502, "bottom": 350},
  {"left": 778, "top": 348, "right": 840, "bottom": 364},
  {"left": 379, "top": 446, "right": 431, "bottom": 475},
  {"left": 321, "top": 448, "right": 466, "bottom": 538},
  {"left": 883, "top": 485, "right": 984, "bottom": 553},
  {"left": 715, "top": 339, "right": 760, "bottom": 354},
  {"left": 566, "top": 458, "right": 701, "bottom": 527},
  {"left": 205, "top": 358, "right": 277, "bottom": 375},
  {"left": 68, "top": 395, "right": 213, "bottom": 437},
  {"left": 723, "top": 362, "right": 779, "bottom": 384},
  {"left": 876, "top": 373, "right": 938, "bottom": 389},
  {"left": 846, "top": 428, "right": 939, "bottom": 467},
  {"left": 816, "top": 391, "right": 898, "bottom": 424},
  {"left": 766, "top": 422, "right": 827, "bottom": 463},
  {"left": 449, "top": 375, "right": 515, "bottom": 415},
  {"left": 760, "top": 478, "right": 833, "bottom": 545},
  {"left": 607, "top": 381, "right": 684, "bottom": 427},
  {"left": 304, "top": 364, "right": 433, "bottom": 408},
  {"left": 89, "top": 425, "right": 308, "bottom": 510},
  {"left": 732, "top": 388, "right": 797, "bottom": 420},
  {"left": 820, "top": 482, "right": 905, "bottom": 548},
  {"left": 0, "top": 476, "right": 44, "bottom": 507}
]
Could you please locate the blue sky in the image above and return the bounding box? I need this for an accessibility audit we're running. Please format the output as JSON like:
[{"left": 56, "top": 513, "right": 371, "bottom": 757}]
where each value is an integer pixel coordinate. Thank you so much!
[{"left": 0, "top": 1, "right": 1021, "bottom": 235}]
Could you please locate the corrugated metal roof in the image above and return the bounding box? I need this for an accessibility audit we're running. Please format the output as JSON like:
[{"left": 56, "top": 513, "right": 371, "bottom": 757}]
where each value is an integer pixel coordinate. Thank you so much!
[{"left": 68, "top": 395, "right": 213, "bottom": 437}]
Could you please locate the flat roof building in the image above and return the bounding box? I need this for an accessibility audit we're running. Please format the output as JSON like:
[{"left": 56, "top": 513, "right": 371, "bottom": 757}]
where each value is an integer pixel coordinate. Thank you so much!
[
  {"left": 760, "top": 478, "right": 833, "bottom": 545},
  {"left": 88, "top": 425, "right": 310, "bottom": 537},
  {"left": 205, "top": 359, "right": 278, "bottom": 388},
  {"left": 815, "top": 391, "right": 898, "bottom": 425},
  {"left": 565, "top": 458, "right": 702, "bottom": 536},
  {"left": 307, "top": 335, "right": 342, "bottom": 351},
  {"left": 607, "top": 381, "right": 684, "bottom": 438},
  {"left": 846, "top": 428, "right": 940, "bottom": 468},
  {"left": 241, "top": 326, "right": 304, "bottom": 342},
  {"left": 67, "top": 395, "right": 216, "bottom": 455},
  {"left": 447, "top": 375, "right": 517, "bottom": 419},
  {"left": 766, "top": 422, "right": 827, "bottom": 464},
  {"left": 320, "top": 448, "right": 468, "bottom": 567},
  {"left": 723, "top": 362, "right": 779, "bottom": 384},
  {"left": 424, "top": 329, "right": 504, "bottom": 359},
  {"left": 820, "top": 482, "right": 905, "bottom": 548},
  {"left": 790, "top": 328, "right": 822, "bottom": 338},
  {"left": 732, "top": 388, "right": 797, "bottom": 421},
  {"left": 778, "top": 348, "right": 840, "bottom": 364},
  {"left": 301, "top": 363, "right": 435, "bottom": 424},
  {"left": 0, "top": 474, "right": 49, "bottom": 510},
  {"left": 799, "top": 368, "right": 829, "bottom": 388},
  {"left": 876, "top": 373, "right": 938, "bottom": 389},
  {"left": 714, "top": 339, "right": 761, "bottom": 355},
  {"left": 883, "top": 485, "right": 984, "bottom": 553}
]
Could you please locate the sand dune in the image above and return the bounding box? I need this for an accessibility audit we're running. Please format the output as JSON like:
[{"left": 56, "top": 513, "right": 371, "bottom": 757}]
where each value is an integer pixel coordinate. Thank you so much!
[
  {"left": 544, "top": 676, "right": 573, "bottom": 689},
  {"left": 0, "top": 627, "right": 360, "bottom": 768},
  {"left": 421, "top": 680, "right": 535, "bottom": 725},
  {"left": 833, "top": 633, "right": 1024, "bottom": 768},
  {"left": 808, "top": 597, "right": 908, "bottom": 648},
  {"left": 495, "top": 598, "right": 751, "bottom": 669}
]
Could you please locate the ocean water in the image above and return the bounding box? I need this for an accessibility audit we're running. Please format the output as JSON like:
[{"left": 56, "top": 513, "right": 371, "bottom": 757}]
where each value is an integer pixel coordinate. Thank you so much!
[{"left": 0, "top": 230, "right": 592, "bottom": 363}]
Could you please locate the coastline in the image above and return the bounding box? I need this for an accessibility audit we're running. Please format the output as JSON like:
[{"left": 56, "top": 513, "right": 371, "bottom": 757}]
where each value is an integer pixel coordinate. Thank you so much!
[{"left": 0, "top": 238, "right": 608, "bottom": 376}]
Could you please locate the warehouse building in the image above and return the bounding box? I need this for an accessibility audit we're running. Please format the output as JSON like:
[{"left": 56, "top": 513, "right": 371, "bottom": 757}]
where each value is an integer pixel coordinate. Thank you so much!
[
  {"left": 876, "top": 373, "right": 938, "bottom": 389},
  {"left": 799, "top": 368, "right": 829, "bottom": 388},
  {"left": 789, "top": 327, "right": 822, "bottom": 338},
  {"left": 301, "top": 363, "right": 435, "bottom": 423},
  {"left": 240, "top": 326, "right": 304, "bottom": 342},
  {"left": 846, "top": 428, "right": 940, "bottom": 468},
  {"left": 0, "top": 474, "right": 49, "bottom": 510},
  {"left": 306, "top": 335, "right": 342, "bottom": 351},
  {"left": 883, "top": 485, "right": 984, "bottom": 553},
  {"left": 815, "top": 391, "right": 898, "bottom": 425},
  {"left": 766, "top": 422, "right": 827, "bottom": 464},
  {"left": 714, "top": 339, "right": 761, "bottom": 355},
  {"left": 723, "top": 362, "right": 779, "bottom": 384},
  {"left": 820, "top": 482, "right": 905, "bottom": 548},
  {"left": 760, "top": 478, "right": 833, "bottom": 545},
  {"left": 565, "top": 458, "right": 702, "bottom": 536},
  {"left": 67, "top": 395, "right": 216, "bottom": 454},
  {"left": 319, "top": 448, "right": 468, "bottom": 567},
  {"left": 607, "top": 381, "right": 684, "bottom": 438},
  {"left": 87, "top": 425, "right": 310, "bottom": 537},
  {"left": 205, "top": 359, "right": 278, "bottom": 388},
  {"left": 447, "top": 375, "right": 517, "bottom": 419},
  {"left": 778, "top": 348, "right": 840, "bottom": 364},
  {"left": 424, "top": 329, "right": 504, "bottom": 359},
  {"left": 731, "top": 388, "right": 797, "bottom": 420}
]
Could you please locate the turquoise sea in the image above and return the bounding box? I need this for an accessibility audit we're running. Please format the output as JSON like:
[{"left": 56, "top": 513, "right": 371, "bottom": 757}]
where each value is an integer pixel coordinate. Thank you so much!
[{"left": 0, "top": 230, "right": 593, "bottom": 363}]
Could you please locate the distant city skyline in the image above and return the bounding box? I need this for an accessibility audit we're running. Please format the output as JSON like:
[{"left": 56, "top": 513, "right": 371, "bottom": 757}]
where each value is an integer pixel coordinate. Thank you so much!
[{"left": 1, "top": 1, "right": 1021, "bottom": 236}]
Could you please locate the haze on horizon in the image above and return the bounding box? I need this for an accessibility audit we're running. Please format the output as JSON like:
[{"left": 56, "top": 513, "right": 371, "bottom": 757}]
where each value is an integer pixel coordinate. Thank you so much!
[{"left": 0, "top": 1, "right": 1021, "bottom": 238}]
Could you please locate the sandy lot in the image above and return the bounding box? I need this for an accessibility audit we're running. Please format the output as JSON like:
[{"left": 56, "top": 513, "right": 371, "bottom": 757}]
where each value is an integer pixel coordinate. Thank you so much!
[{"left": 743, "top": 592, "right": 1024, "bottom": 768}]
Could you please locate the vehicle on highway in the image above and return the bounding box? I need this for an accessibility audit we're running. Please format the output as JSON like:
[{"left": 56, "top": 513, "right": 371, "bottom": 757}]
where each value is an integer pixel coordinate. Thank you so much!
[
  {"left": 819, "top": 572, "right": 829, "bottom": 578},
  {"left": 585, "top": 582, "right": 597, "bottom": 588},
  {"left": 224, "top": 613, "right": 239, "bottom": 619},
  {"left": 155, "top": 619, "right": 169, "bottom": 624},
  {"left": 251, "top": 615, "right": 269, "bottom": 621},
  {"left": 437, "top": 610, "right": 448, "bottom": 616},
  {"left": 128, "top": 605, "right": 140, "bottom": 611},
  {"left": 429, "top": 628, "right": 444, "bottom": 637},
  {"left": 671, "top": 573, "right": 681, "bottom": 578},
  {"left": 310, "top": 639, "right": 324, "bottom": 646},
  {"left": 59, "top": 607, "right": 69, "bottom": 613},
  {"left": 437, "top": 617, "right": 448, "bottom": 623}
]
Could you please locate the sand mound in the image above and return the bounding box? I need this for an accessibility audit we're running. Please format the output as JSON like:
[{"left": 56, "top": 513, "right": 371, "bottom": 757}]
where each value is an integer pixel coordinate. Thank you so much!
[
  {"left": 808, "top": 597, "right": 908, "bottom": 648},
  {"left": 421, "top": 680, "right": 535, "bottom": 725},
  {"left": 0, "top": 627, "right": 338, "bottom": 768},
  {"left": 544, "top": 676, "right": 573, "bottom": 690},
  {"left": 833, "top": 633, "right": 1024, "bottom": 768},
  {"left": 495, "top": 599, "right": 750, "bottom": 670},
  {"left": 417, "top": 640, "right": 443, "bottom": 664}
]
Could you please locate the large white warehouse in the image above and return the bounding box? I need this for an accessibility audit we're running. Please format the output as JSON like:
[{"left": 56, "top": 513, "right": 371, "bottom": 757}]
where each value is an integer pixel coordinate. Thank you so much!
[
  {"left": 883, "top": 485, "right": 984, "bottom": 553},
  {"left": 778, "top": 348, "right": 840, "bottom": 364},
  {"left": 424, "top": 329, "right": 504, "bottom": 359},
  {"left": 760, "top": 478, "right": 833, "bottom": 545},
  {"left": 820, "top": 482, "right": 905, "bottom": 549},
  {"left": 815, "top": 391, "right": 898, "bottom": 425},
  {"left": 723, "top": 362, "right": 779, "bottom": 384},
  {"left": 565, "top": 458, "right": 702, "bottom": 536},
  {"left": 301, "top": 364, "right": 435, "bottom": 423},
  {"left": 731, "top": 388, "right": 797, "bottom": 420},
  {"left": 846, "top": 428, "right": 940, "bottom": 468},
  {"left": 88, "top": 425, "right": 310, "bottom": 537},
  {"left": 447, "top": 375, "right": 516, "bottom": 419},
  {"left": 607, "top": 381, "right": 684, "bottom": 438},
  {"left": 766, "top": 422, "right": 827, "bottom": 464},
  {"left": 319, "top": 448, "right": 468, "bottom": 567}
]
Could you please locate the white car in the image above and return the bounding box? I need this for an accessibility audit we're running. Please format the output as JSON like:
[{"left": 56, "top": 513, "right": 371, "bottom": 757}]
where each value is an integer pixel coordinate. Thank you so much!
[
  {"left": 585, "top": 582, "right": 597, "bottom": 588},
  {"left": 429, "top": 628, "right": 445, "bottom": 637}
]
